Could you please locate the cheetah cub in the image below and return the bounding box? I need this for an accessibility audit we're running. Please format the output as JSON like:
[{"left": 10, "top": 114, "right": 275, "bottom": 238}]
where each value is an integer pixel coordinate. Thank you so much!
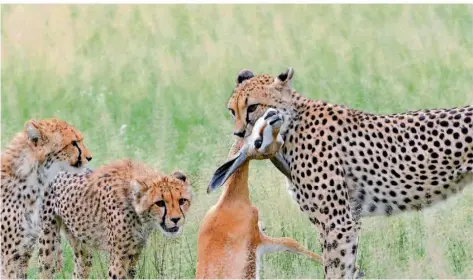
[
  {"left": 1, "top": 118, "right": 92, "bottom": 279},
  {"left": 37, "top": 159, "right": 192, "bottom": 279}
]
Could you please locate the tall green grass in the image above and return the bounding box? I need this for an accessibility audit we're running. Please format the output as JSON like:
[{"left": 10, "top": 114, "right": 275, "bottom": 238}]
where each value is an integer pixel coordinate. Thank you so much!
[{"left": 1, "top": 4, "right": 472, "bottom": 278}]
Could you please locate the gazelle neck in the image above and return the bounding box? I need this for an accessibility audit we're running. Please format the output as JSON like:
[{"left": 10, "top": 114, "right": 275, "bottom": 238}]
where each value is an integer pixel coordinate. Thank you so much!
[{"left": 218, "top": 159, "right": 251, "bottom": 205}]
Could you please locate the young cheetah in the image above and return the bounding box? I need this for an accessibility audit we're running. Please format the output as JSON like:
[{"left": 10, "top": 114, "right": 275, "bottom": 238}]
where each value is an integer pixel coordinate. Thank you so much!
[
  {"left": 225, "top": 67, "right": 472, "bottom": 278},
  {"left": 0, "top": 118, "right": 92, "bottom": 279},
  {"left": 37, "top": 159, "right": 192, "bottom": 279}
]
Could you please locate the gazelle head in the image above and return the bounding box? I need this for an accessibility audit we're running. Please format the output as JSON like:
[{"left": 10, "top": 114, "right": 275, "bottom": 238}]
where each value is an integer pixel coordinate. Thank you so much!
[{"left": 208, "top": 108, "right": 290, "bottom": 192}]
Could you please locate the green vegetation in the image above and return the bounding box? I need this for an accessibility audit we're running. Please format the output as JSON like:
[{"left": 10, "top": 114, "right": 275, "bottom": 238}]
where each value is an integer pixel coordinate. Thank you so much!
[{"left": 2, "top": 4, "right": 472, "bottom": 278}]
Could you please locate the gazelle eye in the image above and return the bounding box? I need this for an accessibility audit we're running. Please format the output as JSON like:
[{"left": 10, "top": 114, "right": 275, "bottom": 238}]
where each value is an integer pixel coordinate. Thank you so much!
[
  {"left": 178, "top": 198, "right": 187, "bottom": 206},
  {"left": 254, "top": 139, "right": 262, "bottom": 149},
  {"left": 156, "top": 200, "right": 165, "bottom": 207},
  {"left": 247, "top": 104, "right": 259, "bottom": 113}
]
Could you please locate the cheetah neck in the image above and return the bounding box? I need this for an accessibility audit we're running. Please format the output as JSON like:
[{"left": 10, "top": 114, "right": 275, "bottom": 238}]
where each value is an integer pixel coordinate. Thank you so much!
[
  {"left": 279, "top": 90, "right": 319, "bottom": 135},
  {"left": 289, "top": 90, "right": 314, "bottom": 111},
  {"left": 280, "top": 91, "right": 325, "bottom": 161}
]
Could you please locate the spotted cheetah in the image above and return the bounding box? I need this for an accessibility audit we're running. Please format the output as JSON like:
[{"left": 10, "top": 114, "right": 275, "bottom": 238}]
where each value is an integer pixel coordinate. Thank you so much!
[
  {"left": 37, "top": 159, "right": 192, "bottom": 279},
  {"left": 0, "top": 118, "right": 92, "bottom": 279},
  {"left": 225, "top": 67, "right": 473, "bottom": 278}
]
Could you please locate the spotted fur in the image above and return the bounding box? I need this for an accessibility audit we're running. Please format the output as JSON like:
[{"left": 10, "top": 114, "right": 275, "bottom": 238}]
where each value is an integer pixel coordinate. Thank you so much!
[
  {"left": 37, "top": 159, "right": 192, "bottom": 279},
  {"left": 0, "top": 118, "right": 91, "bottom": 279},
  {"left": 227, "top": 68, "right": 473, "bottom": 278}
]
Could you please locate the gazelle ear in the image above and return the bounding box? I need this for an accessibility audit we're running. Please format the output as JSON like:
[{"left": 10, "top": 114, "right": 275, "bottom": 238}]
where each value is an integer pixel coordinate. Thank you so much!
[
  {"left": 207, "top": 149, "right": 248, "bottom": 193},
  {"left": 24, "top": 120, "right": 41, "bottom": 144},
  {"left": 276, "top": 67, "right": 294, "bottom": 86},
  {"left": 235, "top": 69, "right": 254, "bottom": 86}
]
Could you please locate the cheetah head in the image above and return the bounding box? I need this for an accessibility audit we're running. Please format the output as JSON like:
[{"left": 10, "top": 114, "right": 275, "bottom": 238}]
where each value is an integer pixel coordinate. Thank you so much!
[
  {"left": 208, "top": 108, "right": 290, "bottom": 192},
  {"left": 227, "top": 67, "right": 296, "bottom": 139},
  {"left": 23, "top": 118, "right": 92, "bottom": 175},
  {"left": 131, "top": 171, "right": 192, "bottom": 237}
]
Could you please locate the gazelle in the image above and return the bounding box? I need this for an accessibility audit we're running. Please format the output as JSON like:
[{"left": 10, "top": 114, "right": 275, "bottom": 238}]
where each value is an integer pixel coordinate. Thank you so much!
[{"left": 196, "top": 109, "right": 322, "bottom": 279}]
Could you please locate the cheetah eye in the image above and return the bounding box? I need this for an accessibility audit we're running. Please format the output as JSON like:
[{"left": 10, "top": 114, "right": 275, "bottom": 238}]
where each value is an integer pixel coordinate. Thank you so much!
[
  {"left": 178, "top": 198, "right": 187, "bottom": 206},
  {"left": 71, "top": 140, "right": 78, "bottom": 146},
  {"left": 247, "top": 104, "right": 259, "bottom": 113},
  {"left": 155, "top": 200, "right": 165, "bottom": 207}
]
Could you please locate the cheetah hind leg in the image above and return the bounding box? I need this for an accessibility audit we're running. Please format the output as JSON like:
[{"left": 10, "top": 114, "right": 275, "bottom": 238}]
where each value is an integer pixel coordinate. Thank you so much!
[
  {"left": 65, "top": 230, "right": 92, "bottom": 279},
  {"left": 71, "top": 245, "right": 92, "bottom": 279},
  {"left": 19, "top": 250, "right": 33, "bottom": 279}
]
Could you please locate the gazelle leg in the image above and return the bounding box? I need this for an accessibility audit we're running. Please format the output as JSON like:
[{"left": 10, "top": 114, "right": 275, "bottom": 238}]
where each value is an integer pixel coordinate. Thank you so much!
[{"left": 260, "top": 235, "right": 323, "bottom": 263}]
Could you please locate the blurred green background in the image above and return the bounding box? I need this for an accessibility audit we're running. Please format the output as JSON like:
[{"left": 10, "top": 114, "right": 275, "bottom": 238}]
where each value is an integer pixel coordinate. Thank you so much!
[{"left": 1, "top": 4, "right": 473, "bottom": 278}]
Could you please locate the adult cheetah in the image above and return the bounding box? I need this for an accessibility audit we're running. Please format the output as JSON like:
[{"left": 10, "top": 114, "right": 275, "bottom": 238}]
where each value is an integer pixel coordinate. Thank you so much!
[
  {"left": 1, "top": 118, "right": 92, "bottom": 279},
  {"left": 37, "top": 159, "right": 192, "bottom": 279},
  {"left": 225, "top": 67, "right": 473, "bottom": 278}
]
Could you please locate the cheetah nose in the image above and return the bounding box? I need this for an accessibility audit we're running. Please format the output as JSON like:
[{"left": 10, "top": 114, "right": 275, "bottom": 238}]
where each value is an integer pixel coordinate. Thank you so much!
[
  {"left": 170, "top": 217, "right": 181, "bottom": 224},
  {"left": 86, "top": 156, "right": 92, "bottom": 162}
]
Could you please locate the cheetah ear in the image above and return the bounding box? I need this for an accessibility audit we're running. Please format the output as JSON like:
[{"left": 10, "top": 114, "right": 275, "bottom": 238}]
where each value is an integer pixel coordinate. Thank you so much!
[
  {"left": 276, "top": 67, "right": 294, "bottom": 86},
  {"left": 171, "top": 171, "right": 193, "bottom": 197},
  {"left": 131, "top": 179, "right": 148, "bottom": 214},
  {"left": 235, "top": 69, "right": 254, "bottom": 86},
  {"left": 171, "top": 171, "right": 187, "bottom": 183},
  {"left": 130, "top": 179, "right": 147, "bottom": 198},
  {"left": 24, "top": 120, "right": 41, "bottom": 145}
]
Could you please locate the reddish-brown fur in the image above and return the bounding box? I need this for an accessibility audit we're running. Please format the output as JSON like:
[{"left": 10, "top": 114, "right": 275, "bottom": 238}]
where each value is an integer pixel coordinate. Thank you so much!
[{"left": 196, "top": 136, "right": 321, "bottom": 279}]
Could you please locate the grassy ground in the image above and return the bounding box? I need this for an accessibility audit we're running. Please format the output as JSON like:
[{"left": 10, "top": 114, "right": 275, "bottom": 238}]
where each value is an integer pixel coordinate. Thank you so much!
[{"left": 1, "top": 4, "right": 473, "bottom": 279}]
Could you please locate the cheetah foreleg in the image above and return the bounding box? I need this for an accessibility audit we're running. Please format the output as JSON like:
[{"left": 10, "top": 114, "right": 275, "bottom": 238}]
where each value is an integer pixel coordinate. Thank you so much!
[
  {"left": 38, "top": 192, "right": 62, "bottom": 278},
  {"left": 321, "top": 220, "right": 359, "bottom": 279}
]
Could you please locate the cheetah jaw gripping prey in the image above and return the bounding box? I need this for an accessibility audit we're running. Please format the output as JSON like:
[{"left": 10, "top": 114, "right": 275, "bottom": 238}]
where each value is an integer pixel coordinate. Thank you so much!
[
  {"left": 226, "top": 67, "right": 473, "bottom": 278},
  {"left": 196, "top": 109, "right": 322, "bottom": 279}
]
